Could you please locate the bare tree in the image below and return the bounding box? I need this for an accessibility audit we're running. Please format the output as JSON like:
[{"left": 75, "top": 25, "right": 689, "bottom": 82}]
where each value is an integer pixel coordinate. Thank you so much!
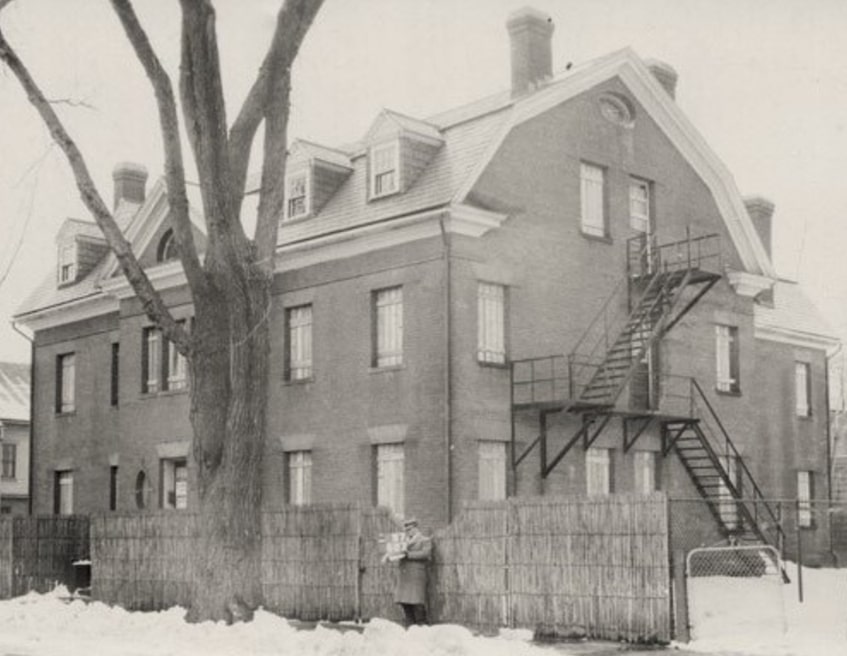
[{"left": 0, "top": 0, "right": 323, "bottom": 622}]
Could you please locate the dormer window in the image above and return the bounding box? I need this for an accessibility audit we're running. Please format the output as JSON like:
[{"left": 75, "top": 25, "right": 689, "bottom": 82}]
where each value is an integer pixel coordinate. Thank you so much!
[
  {"left": 370, "top": 141, "right": 399, "bottom": 199},
  {"left": 285, "top": 170, "right": 310, "bottom": 221},
  {"left": 58, "top": 242, "right": 77, "bottom": 285}
]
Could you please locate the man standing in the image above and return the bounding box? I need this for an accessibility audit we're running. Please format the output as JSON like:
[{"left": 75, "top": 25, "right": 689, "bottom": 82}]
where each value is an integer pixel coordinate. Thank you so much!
[{"left": 394, "top": 517, "right": 432, "bottom": 627}]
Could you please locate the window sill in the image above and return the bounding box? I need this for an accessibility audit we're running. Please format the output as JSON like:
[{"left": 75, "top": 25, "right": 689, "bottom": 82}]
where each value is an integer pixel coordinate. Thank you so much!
[
  {"left": 369, "top": 189, "right": 401, "bottom": 202},
  {"left": 281, "top": 213, "right": 312, "bottom": 225},
  {"left": 370, "top": 364, "right": 405, "bottom": 375},
  {"left": 55, "top": 410, "right": 76, "bottom": 418},
  {"left": 140, "top": 388, "right": 189, "bottom": 400},
  {"left": 283, "top": 377, "right": 314, "bottom": 386},
  {"left": 715, "top": 388, "right": 742, "bottom": 397},
  {"left": 796, "top": 414, "right": 813, "bottom": 421},
  {"left": 477, "top": 359, "right": 509, "bottom": 370},
  {"left": 580, "top": 231, "right": 613, "bottom": 244}
]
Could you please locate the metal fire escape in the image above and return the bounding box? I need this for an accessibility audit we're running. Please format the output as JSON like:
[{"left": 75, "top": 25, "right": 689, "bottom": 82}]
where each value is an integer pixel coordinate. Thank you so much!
[{"left": 509, "top": 230, "right": 786, "bottom": 549}]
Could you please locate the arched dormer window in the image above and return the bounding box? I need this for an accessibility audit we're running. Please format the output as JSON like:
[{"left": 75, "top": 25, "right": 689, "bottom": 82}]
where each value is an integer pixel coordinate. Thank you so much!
[{"left": 157, "top": 229, "right": 178, "bottom": 263}]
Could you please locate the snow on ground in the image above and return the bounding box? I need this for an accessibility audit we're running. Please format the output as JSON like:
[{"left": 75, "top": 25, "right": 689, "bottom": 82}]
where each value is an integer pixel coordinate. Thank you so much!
[
  {"left": 0, "top": 565, "right": 843, "bottom": 656},
  {"left": 0, "top": 588, "right": 543, "bottom": 656},
  {"left": 685, "top": 563, "right": 847, "bottom": 656}
]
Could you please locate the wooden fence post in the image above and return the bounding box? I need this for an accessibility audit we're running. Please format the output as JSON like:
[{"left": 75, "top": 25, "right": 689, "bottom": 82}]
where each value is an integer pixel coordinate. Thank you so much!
[{"left": 672, "top": 550, "right": 690, "bottom": 643}]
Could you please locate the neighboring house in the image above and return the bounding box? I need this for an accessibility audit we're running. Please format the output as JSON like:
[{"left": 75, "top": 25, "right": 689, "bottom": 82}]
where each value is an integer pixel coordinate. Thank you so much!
[
  {"left": 0, "top": 362, "right": 30, "bottom": 515},
  {"left": 13, "top": 8, "right": 839, "bottom": 558}
]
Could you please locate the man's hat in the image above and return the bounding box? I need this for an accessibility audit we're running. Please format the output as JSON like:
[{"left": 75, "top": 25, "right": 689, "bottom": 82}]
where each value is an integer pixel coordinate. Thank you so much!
[{"left": 403, "top": 517, "right": 419, "bottom": 529}]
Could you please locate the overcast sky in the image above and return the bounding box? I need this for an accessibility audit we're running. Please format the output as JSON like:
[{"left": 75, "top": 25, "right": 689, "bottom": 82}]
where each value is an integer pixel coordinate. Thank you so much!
[{"left": 1, "top": 0, "right": 846, "bottom": 363}]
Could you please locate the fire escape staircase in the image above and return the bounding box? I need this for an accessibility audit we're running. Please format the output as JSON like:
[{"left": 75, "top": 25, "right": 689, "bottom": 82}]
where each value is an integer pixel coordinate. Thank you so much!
[{"left": 509, "top": 231, "right": 787, "bottom": 559}]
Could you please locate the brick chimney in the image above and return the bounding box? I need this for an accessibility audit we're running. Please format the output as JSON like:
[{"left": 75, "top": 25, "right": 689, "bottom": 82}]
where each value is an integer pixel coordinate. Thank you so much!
[
  {"left": 744, "top": 196, "right": 775, "bottom": 258},
  {"left": 112, "top": 162, "right": 148, "bottom": 210},
  {"left": 506, "top": 7, "right": 554, "bottom": 98},
  {"left": 645, "top": 59, "right": 678, "bottom": 99}
]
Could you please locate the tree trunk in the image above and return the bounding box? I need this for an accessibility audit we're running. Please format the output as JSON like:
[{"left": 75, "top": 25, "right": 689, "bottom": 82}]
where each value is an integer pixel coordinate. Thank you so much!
[{"left": 186, "top": 259, "right": 271, "bottom": 623}]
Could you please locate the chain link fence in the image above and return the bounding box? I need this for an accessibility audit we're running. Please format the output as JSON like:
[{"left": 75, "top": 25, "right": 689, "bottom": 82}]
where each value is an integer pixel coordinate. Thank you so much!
[{"left": 686, "top": 545, "right": 786, "bottom": 641}]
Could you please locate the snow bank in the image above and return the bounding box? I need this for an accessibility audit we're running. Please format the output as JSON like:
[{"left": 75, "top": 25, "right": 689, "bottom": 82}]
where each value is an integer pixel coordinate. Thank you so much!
[
  {"left": 0, "top": 590, "right": 547, "bottom": 656},
  {"left": 685, "top": 564, "right": 847, "bottom": 656}
]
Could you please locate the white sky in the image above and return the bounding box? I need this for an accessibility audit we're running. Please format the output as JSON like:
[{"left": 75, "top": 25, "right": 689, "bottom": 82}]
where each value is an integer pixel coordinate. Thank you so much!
[{"left": 1, "top": 0, "right": 846, "bottom": 362}]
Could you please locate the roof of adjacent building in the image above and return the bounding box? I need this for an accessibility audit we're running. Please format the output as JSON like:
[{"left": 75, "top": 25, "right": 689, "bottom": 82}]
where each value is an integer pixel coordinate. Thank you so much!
[
  {"left": 0, "top": 362, "right": 30, "bottom": 423},
  {"left": 756, "top": 280, "right": 837, "bottom": 344}
]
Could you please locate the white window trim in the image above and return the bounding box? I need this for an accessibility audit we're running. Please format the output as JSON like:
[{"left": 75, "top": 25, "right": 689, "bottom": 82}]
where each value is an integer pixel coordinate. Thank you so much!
[
  {"left": 795, "top": 361, "right": 811, "bottom": 417},
  {"left": 478, "top": 441, "right": 507, "bottom": 500},
  {"left": 633, "top": 450, "right": 657, "bottom": 495},
  {"left": 580, "top": 162, "right": 606, "bottom": 238},
  {"left": 287, "top": 305, "right": 313, "bottom": 381},
  {"left": 59, "top": 353, "right": 75, "bottom": 413},
  {"left": 145, "top": 328, "right": 162, "bottom": 394},
  {"left": 374, "top": 287, "right": 403, "bottom": 368},
  {"left": 718, "top": 455, "right": 739, "bottom": 530},
  {"left": 161, "top": 458, "right": 188, "bottom": 510},
  {"left": 477, "top": 282, "right": 506, "bottom": 365},
  {"left": 370, "top": 141, "right": 400, "bottom": 199},
  {"left": 797, "top": 470, "right": 813, "bottom": 528},
  {"left": 167, "top": 338, "right": 187, "bottom": 391},
  {"left": 58, "top": 242, "right": 77, "bottom": 284},
  {"left": 288, "top": 450, "right": 312, "bottom": 506},
  {"left": 284, "top": 169, "right": 311, "bottom": 221},
  {"left": 586, "top": 447, "right": 611, "bottom": 496},
  {"left": 715, "top": 325, "right": 738, "bottom": 393},
  {"left": 58, "top": 471, "right": 74, "bottom": 515},
  {"left": 376, "top": 443, "right": 404, "bottom": 517},
  {"left": 629, "top": 178, "right": 651, "bottom": 233}
]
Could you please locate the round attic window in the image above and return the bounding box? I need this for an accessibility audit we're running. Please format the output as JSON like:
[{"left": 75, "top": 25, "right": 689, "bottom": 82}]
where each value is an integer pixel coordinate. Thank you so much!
[{"left": 599, "top": 94, "right": 635, "bottom": 127}]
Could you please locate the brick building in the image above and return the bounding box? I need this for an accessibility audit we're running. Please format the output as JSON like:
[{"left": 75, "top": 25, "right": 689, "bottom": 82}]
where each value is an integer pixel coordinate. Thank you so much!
[
  {"left": 14, "top": 9, "right": 839, "bottom": 555},
  {"left": 0, "top": 362, "right": 31, "bottom": 515}
]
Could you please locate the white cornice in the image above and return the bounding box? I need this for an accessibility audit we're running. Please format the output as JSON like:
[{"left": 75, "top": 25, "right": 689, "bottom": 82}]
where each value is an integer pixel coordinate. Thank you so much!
[
  {"left": 275, "top": 203, "right": 507, "bottom": 273},
  {"left": 99, "top": 260, "right": 186, "bottom": 300},
  {"left": 15, "top": 294, "right": 117, "bottom": 333},
  {"left": 727, "top": 270, "right": 774, "bottom": 298},
  {"left": 755, "top": 323, "right": 841, "bottom": 355}
]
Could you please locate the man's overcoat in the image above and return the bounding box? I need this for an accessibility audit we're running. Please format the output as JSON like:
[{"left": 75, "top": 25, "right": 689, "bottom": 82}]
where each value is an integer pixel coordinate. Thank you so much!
[{"left": 394, "top": 532, "right": 432, "bottom": 604}]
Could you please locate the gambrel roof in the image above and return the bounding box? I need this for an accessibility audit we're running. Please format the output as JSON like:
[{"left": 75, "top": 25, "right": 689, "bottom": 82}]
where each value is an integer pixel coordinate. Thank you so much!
[{"left": 17, "top": 46, "right": 829, "bottom": 346}]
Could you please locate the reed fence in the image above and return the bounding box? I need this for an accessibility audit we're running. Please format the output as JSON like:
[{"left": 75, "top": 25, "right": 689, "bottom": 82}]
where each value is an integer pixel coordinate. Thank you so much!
[
  {"left": 0, "top": 516, "right": 89, "bottom": 598},
  {"left": 80, "top": 496, "right": 671, "bottom": 642},
  {"left": 90, "top": 513, "right": 197, "bottom": 610}
]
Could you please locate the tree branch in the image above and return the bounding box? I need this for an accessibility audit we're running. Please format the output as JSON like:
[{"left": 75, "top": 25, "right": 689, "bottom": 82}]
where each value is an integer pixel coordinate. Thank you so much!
[
  {"left": 0, "top": 23, "right": 190, "bottom": 354},
  {"left": 229, "top": 0, "right": 324, "bottom": 227},
  {"left": 110, "top": 0, "right": 206, "bottom": 295}
]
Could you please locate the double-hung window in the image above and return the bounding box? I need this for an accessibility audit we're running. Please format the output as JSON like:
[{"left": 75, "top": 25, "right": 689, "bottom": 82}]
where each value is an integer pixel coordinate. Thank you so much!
[
  {"left": 285, "top": 170, "right": 309, "bottom": 220},
  {"left": 58, "top": 243, "right": 76, "bottom": 284},
  {"left": 1, "top": 444, "right": 16, "bottom": 480},
  {"left": 629, "top": 178, "right": 651, "bottom": 233},
  {"left": 795, "top": 362, "right": 811, "bottom": 417},
  {"left": 477, "top": 282, "right": 506, "bottom": 364},
  {"left": 288, "top": 451, "right": 312, "bottom": 506},
  {"left": 718, "top": 455, "right": 739, "bottom": 530},
  {"left": 634, "top": 450, "right": 659, "bottom": 494},
  {"left": 715, "top": 325, "right": 740, "bottom": 393},
  {"left": 166, "top": 335, "right": 188, "bottom": 391},
  {"left": 142, "top": 323, "right": 188, "bottom": 393},
  {"left": 373, "top": 287, "right": 403, "bottom": 368},
  {"left": 797, "top": 471, "right": 813, "bottom": 528},
  {"left": 580, "top": 162, "right": 606, "bottom": 237},
  {"left": 370, "top": 142, "right": 399, "bottom": 198},
  {"left": 55, "top": 471, "right": 74, "bottom": 515},
  {"left": 286, "top": 305, "right": 313, "bottom": 381},
  {"left": 110, "top": 342, "right": 120, "bottom": 407},
  {"left": 478, "top": 441, "right": 506, "bottom": 500},
  {"left": 161, "top": 458, "right": 188, "bottom": 510},
  {"left": 56, "top": 353, "right": 75, "bottom": 413},
  {"left": 376, "top": 443, "right": 404, "bottom": 517},
  {"left": 586, "top": 447, "right": 612, "bottom": 496},
  {"left": 142, "top": 327, "right": 162, "bottom": 394}
]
